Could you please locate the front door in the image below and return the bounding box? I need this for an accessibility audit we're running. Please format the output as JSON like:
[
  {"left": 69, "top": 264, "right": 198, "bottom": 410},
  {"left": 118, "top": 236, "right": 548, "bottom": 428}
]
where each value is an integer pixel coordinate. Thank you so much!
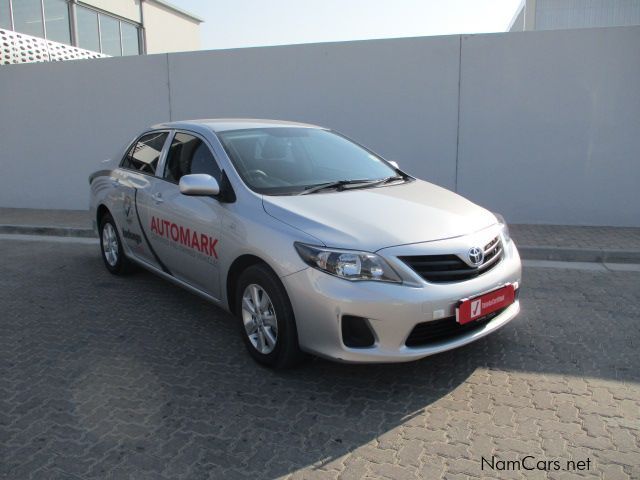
[{"left": 138, "top": 132, "right": 224, "bottom": 299}]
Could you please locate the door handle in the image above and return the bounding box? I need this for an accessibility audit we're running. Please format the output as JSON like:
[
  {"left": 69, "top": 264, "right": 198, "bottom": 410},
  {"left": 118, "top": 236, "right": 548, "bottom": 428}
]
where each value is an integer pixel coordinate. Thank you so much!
[{"left": 151, "top": 192, "right": 164, "bottom": 204}]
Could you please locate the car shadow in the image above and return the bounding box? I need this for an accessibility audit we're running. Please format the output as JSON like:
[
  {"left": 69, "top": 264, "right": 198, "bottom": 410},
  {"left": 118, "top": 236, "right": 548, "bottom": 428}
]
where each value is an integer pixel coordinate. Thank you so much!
[{"left": 76, "top": 267, "right": 480, "bottom": 478}]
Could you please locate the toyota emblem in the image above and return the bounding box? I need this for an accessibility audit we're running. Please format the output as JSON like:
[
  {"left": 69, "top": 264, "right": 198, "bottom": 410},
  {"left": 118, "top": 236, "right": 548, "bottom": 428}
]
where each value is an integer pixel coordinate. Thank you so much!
[{"left": 468, "top": 247, "right": 484, "bottom": 266}]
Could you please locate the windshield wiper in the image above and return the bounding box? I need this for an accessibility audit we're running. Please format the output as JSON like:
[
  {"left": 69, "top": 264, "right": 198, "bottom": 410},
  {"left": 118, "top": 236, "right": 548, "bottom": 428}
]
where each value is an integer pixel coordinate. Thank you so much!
[
  {"left": 299, "top": 179, "right": 379, "bottom": 195},
  {"left": 366, "top": 175, "right": 406, "bottom": 187},
  {"left": 299, "top": 174, "right": 408, "bottom": 195}
]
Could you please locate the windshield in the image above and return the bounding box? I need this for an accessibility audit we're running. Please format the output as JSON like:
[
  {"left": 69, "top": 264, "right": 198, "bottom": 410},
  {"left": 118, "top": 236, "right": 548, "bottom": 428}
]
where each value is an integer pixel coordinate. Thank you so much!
[{"left": 216, "top": 127, "right": 401, "bottom": 195}]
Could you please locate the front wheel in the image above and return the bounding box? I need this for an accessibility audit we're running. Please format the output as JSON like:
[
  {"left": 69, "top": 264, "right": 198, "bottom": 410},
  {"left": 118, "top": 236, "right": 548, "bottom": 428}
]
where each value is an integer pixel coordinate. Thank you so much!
[{"left": 236, "top": 264, "right": 305, "bottom": 369}]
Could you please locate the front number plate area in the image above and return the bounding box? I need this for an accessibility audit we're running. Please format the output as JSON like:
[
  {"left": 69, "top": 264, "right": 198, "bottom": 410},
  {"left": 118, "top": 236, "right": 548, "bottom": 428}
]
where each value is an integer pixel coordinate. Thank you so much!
[{"left": 456, "top": 284, "right": 515, "bottom": 325}]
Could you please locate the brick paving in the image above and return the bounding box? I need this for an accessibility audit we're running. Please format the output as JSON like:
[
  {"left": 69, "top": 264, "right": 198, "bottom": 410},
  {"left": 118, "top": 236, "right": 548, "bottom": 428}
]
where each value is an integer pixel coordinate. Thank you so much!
[{"left": 1, "top": 237, "right": 639, "bottom": 479}]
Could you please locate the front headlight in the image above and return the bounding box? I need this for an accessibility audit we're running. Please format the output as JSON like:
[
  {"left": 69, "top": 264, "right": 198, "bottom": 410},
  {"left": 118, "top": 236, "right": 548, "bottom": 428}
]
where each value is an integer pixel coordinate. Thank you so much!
[
  {"left": 294, "top": 243, "right": 402, "bottom": 283},
  {"left": 493, "top": 212, "right": 511, "bottom": 242}
]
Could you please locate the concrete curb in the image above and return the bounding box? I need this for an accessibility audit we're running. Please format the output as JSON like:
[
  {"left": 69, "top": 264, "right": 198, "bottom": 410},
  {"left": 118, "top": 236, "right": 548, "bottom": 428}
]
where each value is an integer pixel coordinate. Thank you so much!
[
  {"left": 1, "top": 224, "right": 639, "bottom": 264},
  {"left": 517, "top": 246, "right": 640, "bottom": 264},
  {"left": 0, "top": 224, "right": 96, "bottom": 238}
]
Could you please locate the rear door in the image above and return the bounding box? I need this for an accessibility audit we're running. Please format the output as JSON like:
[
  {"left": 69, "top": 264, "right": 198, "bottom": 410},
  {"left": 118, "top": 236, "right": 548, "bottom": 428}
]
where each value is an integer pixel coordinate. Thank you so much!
[
  {"left": 116, "top": 131, "right": 170, "bottom": 268},
  {"left": 137, "top": 131, "right": 224, "bottom": 299}
]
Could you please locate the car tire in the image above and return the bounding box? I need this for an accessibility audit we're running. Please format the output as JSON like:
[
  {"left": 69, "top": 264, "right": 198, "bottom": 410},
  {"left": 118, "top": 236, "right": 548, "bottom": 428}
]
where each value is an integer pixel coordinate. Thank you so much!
[
  {"left": 99, "top": 212, "right": 133, "bottom": 275},
  {"left": 236, "top": 263, "right": 305, "bottom": 369}
]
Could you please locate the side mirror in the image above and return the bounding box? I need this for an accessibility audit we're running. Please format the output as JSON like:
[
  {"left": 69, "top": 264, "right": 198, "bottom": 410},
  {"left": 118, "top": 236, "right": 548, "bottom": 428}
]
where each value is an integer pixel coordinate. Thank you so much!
[
  {"left": 179, "top": 174, "right": 220, "bottom": 196},
  {"left": 388, "top": 160, "right": 399, "bottom": 169}
]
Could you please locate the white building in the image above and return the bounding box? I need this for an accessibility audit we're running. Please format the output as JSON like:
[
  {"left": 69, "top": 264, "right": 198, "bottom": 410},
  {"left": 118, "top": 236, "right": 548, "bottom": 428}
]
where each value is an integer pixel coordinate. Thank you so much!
[
  {"left": 1, "top": 0, "right": 202, "bottom": 64},
  {"left": 509, "top": 0, "right": 640, "bottom": 31}
]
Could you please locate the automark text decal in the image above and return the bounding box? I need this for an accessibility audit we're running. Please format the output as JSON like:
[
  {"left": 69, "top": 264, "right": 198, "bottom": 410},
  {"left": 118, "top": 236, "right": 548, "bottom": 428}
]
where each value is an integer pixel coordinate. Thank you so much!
[{"left": 150, "top": 216, "right": 218, "bottom": 259}]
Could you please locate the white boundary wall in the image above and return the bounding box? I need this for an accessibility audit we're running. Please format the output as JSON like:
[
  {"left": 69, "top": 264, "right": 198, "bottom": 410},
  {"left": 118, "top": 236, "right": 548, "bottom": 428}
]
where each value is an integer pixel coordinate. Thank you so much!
[{"left": 0, "top": 26, "right": 638, "bottom": 226}]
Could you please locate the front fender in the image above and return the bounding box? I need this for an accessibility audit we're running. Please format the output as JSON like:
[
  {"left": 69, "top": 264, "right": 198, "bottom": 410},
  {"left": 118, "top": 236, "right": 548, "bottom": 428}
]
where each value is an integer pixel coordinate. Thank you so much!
[{"left": 218, "top": 206, "right": 318, "bottom": 310}]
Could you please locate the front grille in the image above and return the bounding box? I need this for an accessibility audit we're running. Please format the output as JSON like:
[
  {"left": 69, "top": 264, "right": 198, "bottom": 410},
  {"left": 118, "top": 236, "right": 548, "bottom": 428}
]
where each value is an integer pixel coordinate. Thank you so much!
[
  {"left": 405, "top": 308, "right": 505, "bottom": 347},
  {"left": 399, "top": 236, "right": 503, "bottom": 283}
]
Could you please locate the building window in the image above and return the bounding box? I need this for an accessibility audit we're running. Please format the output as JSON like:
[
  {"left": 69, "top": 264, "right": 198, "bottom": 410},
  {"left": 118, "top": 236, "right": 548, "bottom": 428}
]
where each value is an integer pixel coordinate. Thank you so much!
[
  {"left": 98, "top": 13, "right": 120, "bottom": 56},
  {"left": 43, "top": 0, "right": 70, "bottom": 44},
  {"left": 0, "top": 0, "right": 11, "bottom": 30},
  {"left": 76, "top": 5, "right": 140, "bottom": 56},
  {"left": 5, "top": 0, "right": 72, "bottom": 45},
  {"left": 12, "top": 0, "right": 44, "bottom": 38},
  {"left": 120, "top": 21, "right": 139, "bottom": 56},
  {"left": 1, "top": 1, "right": 141, "bottom": 56},
  {"left": 76, "top": 6, "right": 99, "bottom": 52}
]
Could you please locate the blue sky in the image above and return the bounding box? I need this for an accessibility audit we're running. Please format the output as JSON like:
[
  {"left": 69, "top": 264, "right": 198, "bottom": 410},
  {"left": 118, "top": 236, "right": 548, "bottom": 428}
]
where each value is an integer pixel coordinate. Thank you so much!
[{"left": 171, "top": 0, "right": 523, "bottom": 51}]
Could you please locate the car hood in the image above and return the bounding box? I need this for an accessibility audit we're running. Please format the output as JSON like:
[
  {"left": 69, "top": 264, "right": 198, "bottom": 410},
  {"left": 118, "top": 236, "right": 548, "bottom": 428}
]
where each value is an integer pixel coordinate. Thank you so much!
[{"left": 262, "top": 179, "right": 498, "bottom": 251}]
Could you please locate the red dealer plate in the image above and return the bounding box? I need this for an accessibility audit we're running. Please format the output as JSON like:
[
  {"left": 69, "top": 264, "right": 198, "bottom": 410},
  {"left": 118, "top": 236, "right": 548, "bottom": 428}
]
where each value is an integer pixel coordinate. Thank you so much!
[{"left": 456, "top": 284, "right": 515, "bottom": 325}]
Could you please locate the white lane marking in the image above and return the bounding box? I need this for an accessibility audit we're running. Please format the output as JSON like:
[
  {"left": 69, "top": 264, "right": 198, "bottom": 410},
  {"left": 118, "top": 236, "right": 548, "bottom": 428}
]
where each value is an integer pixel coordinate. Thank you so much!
[{"left": 0, "top": 234, "right": 98, "bottom": 245}]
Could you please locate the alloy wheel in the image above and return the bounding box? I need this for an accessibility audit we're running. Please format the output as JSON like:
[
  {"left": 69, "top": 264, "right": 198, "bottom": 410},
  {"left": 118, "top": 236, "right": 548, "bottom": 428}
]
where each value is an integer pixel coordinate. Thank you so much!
[
  {"left": 241, "top": 284, "right": 278, "bottom": 354},
  {"left": 102, "top": 223, "right": 119, "bottom": 267}
]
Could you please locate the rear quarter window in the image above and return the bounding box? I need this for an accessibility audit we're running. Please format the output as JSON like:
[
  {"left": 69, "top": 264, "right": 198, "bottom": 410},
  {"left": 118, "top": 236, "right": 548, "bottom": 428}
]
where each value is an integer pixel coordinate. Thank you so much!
[{"left": 121, "top": 132, "right": 168, "bottom": 175}]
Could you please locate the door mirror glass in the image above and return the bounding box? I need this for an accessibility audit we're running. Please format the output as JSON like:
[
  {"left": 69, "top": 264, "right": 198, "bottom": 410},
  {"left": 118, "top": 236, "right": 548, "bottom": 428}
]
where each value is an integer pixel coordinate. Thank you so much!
[
  {"left": 388, "top": 160, "right": 399, "bottom": 169},
  {"left": 179, "top": 174, "right": 220, "bottom": 196}
]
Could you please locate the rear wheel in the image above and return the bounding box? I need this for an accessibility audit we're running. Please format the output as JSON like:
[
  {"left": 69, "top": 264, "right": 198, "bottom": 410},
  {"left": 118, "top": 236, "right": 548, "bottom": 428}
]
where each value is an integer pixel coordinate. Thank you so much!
[
  {"left": 99, "top": 212, "right": 133, "bottom": 275},
  {"left": 236, "top": 264, "right": 304, "bottom": 368}
]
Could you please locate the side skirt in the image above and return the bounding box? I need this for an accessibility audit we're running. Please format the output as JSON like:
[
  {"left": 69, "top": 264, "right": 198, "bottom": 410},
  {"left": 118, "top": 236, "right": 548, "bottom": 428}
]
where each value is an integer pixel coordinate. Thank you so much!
[{"left": 127, "top": 254, "right": 226, "bottom": 308}]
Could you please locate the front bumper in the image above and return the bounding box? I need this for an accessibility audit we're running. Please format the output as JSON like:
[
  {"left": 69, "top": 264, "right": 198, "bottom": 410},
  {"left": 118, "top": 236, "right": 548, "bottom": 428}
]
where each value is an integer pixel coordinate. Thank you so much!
[{"left": 282, "top": 236, "right": 521, "bottom": 363}]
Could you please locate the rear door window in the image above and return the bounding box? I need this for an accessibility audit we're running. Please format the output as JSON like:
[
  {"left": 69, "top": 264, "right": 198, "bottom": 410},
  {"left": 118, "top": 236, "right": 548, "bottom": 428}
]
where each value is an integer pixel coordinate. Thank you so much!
[{"left": 121, "top": 132, "right": 168, "bottom": 175}]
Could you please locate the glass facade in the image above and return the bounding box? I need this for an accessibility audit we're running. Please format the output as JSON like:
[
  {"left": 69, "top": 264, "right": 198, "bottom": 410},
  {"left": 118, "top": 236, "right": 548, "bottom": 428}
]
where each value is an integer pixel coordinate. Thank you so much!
[
  {"left": 0, "top": 0, "right": 11, "bottom": 30},
  {"left": 98, "top": 13, "right": 120, "bottom": 56},
  {"left": 120, "top": 21, "right": 139, "bottom": 56},
  {"left": 13, "top": 0, "right": 44, "bottom": 37},
  {"left": 2, "top": 1, "right": 141, "bottom": 56},
  {"left": 43, "top": 0, "right": 70, "bottom": 44},
  {"left": 76, "top": 6, "right": 99, "bottom": 52}
]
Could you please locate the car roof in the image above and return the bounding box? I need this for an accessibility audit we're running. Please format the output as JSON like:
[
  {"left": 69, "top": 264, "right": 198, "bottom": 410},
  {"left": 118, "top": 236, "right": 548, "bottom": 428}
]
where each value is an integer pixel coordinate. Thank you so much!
[{"left": 151, "top": 118, "right": 322, "bottom": 133}]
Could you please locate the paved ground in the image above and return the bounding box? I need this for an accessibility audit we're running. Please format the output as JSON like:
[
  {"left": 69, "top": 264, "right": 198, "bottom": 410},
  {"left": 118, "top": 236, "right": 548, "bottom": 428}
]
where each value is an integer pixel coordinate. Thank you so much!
[{"left": 1, "top": 237, "right": 639, "bottom": 479}]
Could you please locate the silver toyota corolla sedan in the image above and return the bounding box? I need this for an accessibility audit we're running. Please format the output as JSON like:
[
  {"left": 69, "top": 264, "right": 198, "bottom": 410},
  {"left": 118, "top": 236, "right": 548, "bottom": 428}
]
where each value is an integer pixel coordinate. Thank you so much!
[{"left": 89, "top": 119, "right": 521, "bottom": 368}]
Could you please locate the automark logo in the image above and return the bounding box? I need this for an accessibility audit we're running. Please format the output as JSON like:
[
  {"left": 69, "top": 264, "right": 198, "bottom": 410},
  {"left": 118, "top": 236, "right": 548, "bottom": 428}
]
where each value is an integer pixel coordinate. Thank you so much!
[
  {"left": 150, "top": 216, "right": 218, "bottom": 259},
  {"left": 468, "top": 246, "right": 484, "bottom": 266}
]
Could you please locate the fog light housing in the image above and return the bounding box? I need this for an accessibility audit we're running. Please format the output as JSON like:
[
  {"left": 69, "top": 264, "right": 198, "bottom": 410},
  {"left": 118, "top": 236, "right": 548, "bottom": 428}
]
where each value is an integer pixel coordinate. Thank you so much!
[{"left": 341, "top": 315, "right": 375, "bottom": 348}]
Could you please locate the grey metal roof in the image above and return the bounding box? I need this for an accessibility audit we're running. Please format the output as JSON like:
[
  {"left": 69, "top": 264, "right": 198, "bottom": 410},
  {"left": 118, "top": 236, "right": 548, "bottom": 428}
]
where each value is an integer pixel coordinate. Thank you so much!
[{"left": 153, "top": 118, "right": 321, "bottom": 132}]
